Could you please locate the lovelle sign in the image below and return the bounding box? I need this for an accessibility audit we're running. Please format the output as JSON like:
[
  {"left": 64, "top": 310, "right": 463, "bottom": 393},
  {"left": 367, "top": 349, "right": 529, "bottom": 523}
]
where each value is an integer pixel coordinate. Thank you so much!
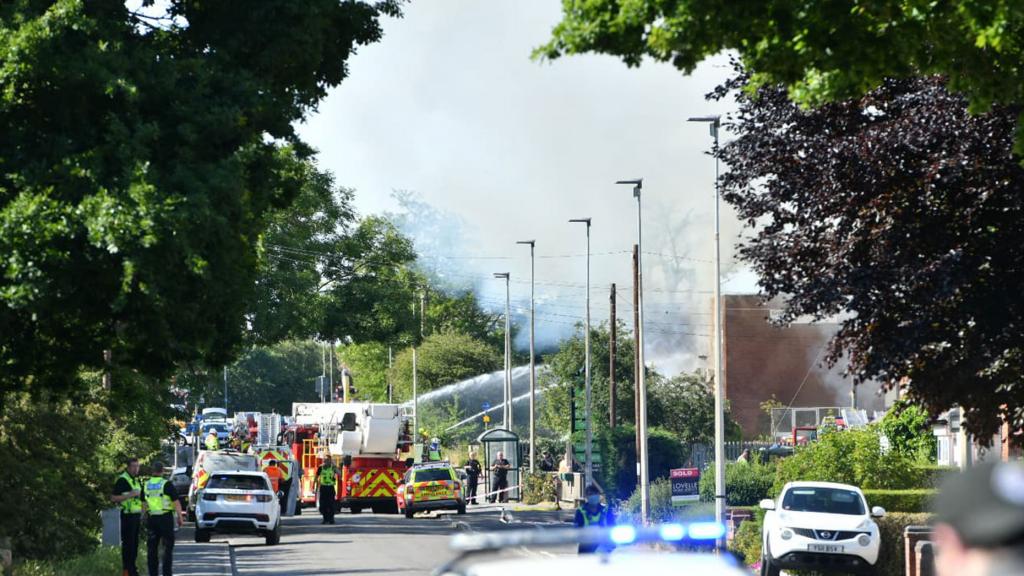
[{"left": 670, "top": 467, "right": 700, "bottom": 506}]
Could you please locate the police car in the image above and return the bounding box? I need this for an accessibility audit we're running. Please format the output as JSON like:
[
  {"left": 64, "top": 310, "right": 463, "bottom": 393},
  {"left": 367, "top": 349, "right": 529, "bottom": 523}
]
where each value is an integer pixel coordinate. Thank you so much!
[
  {"left": 434, "top": 523, "right": 748, "bottom": 576},
  {"left": 396, "top": 461, "right": 466, "bottom": 518}
]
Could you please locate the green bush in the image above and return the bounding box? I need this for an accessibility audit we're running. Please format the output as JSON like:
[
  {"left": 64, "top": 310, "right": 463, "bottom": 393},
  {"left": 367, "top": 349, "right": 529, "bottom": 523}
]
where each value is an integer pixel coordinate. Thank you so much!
[
  {"left": 729, "top": 515, "right": 763, "bottom": 567},
  {"left": 13, "top": 546, "right": 143, "bottom": 576},
  {"left": 879, "top": 399, "right": 937, "bottom": 463},
  {"left": 863, "top": 489, "right": 937, "bottom": 513},
  {"left": 916, "top": 464, "right": 957, "bottom": 488},
  {"left": 875, "top": 513, "right": 933, "bottom": 576},
  {"left": 698, "top": 461, "right": 774, "bottom": 506},
  {"left": 773, "top": 426, "right": 924, "bottom": 494},
  {"left": 522, "top": 471, "right": 557, "bottom": 505},
  {"left": 617, "top": 478, "right": 715, "bottom": 524},
  {"left": 580, "top": 425, "right": 686, "bottom": 501}
]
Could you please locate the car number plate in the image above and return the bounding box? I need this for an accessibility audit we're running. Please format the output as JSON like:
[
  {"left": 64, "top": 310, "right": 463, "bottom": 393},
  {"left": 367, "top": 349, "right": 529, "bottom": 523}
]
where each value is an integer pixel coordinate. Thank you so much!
[
  {"left": 808, "top": 544, "right": 843, "bottom": 553},
  {"left": 226, "top": 495, "right": 247, "bottom": 502}
]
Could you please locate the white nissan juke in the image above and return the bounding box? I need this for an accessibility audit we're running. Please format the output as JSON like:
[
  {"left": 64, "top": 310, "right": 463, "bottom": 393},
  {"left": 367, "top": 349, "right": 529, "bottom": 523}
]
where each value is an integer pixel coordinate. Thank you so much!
[{"left": 760, "top": 481, "right": 885, "bottom": 576}]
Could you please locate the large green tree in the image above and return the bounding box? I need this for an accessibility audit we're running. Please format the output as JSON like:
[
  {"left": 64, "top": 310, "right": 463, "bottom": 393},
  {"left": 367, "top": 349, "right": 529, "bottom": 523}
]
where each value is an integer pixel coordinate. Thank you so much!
[
  {"left": 647, "top": 371, "right": 742, "bottom": 445},
  {"left": 389, "top": 330, "right": 502, "bottom": 401},
  {"left": 537, "top": 0, "right": 1024, "bottom": 152},
  {"left": 0, "top": 0, "right": 403, "bottom": 395}
]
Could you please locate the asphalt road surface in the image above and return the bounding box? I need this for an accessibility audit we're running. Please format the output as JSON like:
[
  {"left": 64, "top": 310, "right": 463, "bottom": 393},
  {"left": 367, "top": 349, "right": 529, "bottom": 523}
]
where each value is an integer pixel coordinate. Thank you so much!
[{"left": 176, "top": 506, "right": 575, "bottom": 576}]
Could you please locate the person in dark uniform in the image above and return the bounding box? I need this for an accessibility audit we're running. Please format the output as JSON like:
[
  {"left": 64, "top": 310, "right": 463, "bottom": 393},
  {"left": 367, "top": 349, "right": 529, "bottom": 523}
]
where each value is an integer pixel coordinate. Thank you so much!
[
  {"left": 489, "top": 451, "right": 511, "bottom": 503},
  {"left": 933, "top": 461, "right": 1024, "bottom": 576},
  {"left": 143, "top": 460, "right": 182, "bottom": 576},
  {"left": 314, "top": 457, "right": 338, "bottom": 525},
  {"left": 574, "top": 483, "right": 615, "bottom": 554},
  {"left": 463, "top": 452, "right": 482, "bottom": 505},
  {"left": 112, "top": 457, "right": 144, "bottom": 576}
]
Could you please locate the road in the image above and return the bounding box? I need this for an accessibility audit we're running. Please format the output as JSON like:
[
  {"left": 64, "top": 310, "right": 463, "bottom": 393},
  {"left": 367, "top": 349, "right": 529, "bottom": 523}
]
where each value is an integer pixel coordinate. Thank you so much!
[{"left": 175, "top": 506, "right": 576, "bottom": 576}]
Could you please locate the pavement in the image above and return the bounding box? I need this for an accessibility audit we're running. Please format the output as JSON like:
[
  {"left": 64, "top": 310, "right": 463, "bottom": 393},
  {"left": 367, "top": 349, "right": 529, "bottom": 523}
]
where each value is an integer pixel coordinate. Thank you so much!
[{"left": 173, "top": 503, "right": 572, "bottom": 576}]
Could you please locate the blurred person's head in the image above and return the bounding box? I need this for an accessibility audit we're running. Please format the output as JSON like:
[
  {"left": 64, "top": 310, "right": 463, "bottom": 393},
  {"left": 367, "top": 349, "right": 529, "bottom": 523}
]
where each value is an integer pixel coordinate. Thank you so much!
[
  {"left": 584, "top": 483, "right": 603, "bottom": 507},
  {"left": 934, "top": 462, "right": 1024, "bottom": 576},
  {"left": 126, "top": 457, "right": 140, "bottom": 476},
  {"left": 149, "top": 460, "right": 165, "bottom": 477},
  {"left": 496, "top": 451, "right": 504, "bottom": 460}
]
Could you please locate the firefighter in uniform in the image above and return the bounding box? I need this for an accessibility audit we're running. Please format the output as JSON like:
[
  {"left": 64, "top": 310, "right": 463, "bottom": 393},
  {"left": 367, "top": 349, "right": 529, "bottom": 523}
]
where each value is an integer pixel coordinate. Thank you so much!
[
  {"left": 111, "top": 457, "right": 144, "bottom": 576},
  {"left": 574, "top": 484, "right": 615, "bottom": 554},
  {"left": 314, "top": 457, "right": 338, "bottom": 525},
  {"left": 143, "top": 461, "right": 183, "bottom": 576}
]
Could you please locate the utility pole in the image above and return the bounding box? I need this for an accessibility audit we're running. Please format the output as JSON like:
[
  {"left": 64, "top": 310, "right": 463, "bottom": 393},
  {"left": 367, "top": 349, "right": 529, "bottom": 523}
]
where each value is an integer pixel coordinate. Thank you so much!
[
  {"left": 387, "top": 346, "right": 393, "bottom": 403},
  {"left": 223, "top": 365, "right": 228, "bottom": 411},
  {"left": 609, "top": 283, "right": 617, "bottom": 427},
  {"left": 517, "top": 240, "right": 537, "bottom": 473},
  {"left": 632, "top": 244, "right": 641, "bottom": 484},
  {"left": 321, "top": 344, "right": 327, "bottom": 403},
  {"left": 569, "top": 217, "right": 593, "bottom": 487},
  {"left": 414, "top": 290, "right": 426, "bottom": 437}
]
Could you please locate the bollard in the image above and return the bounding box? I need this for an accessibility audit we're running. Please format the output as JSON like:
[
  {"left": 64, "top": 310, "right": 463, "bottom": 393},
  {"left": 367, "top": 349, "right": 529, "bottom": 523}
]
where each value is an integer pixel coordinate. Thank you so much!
[
  {"left": 915, "top": 540, "right": 936, "bottom": 576},
  {"left": 904, "top": 525, "right": 934, "bottom": 576}
]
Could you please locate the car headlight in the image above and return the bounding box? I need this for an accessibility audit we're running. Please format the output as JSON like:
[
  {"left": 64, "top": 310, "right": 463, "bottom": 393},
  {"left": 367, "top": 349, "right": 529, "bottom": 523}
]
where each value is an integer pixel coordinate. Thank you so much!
[
  {"left": 857, "top": 534, "right": 871, "bottom": 547},
  {"left": 780, "top": 528, "right": 793, "bottom": 540}
]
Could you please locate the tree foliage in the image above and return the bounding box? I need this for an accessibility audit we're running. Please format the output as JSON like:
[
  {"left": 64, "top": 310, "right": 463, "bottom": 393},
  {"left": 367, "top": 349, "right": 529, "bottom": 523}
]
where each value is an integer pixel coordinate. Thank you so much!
[
  {"left": 715, "top": 73, "right": 1024, "bottom": 440},
  {"left": 537, "top": 0, "right": 1024, "bottom": 152},
  {"left": 0, "top": 0, "right": 403, "bottom": 394},
  {"left": 647, "top": 371, "right": 742, "bottom": 444},
  {"left": 338, "top": 341, "right": 392, "bottom": 402},
  {"left": 879, "top": 399, "right": 937, "bottom": 463},
  {"left": 389, "top": 330, "right": 502, "bottom": 401}
]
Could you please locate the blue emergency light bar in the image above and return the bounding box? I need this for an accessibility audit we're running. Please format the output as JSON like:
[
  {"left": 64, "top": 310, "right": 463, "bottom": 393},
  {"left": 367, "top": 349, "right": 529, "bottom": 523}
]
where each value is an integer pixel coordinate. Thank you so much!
[{"left": 448, "top": 521, "right": 727, "bottom": 553}]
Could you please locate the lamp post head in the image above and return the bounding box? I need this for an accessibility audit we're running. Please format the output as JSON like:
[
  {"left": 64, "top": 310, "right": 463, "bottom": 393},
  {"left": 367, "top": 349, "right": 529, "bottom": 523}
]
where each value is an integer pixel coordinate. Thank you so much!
[
  {"left": 493, "top": 272, "right": 509, "bottom": 279},
  {"left": 568, "top": 218, "right": 591, "bottom": 227},
  {"left": 688, "top": 115, "right": 721, "bottom": 138},
  {"left": 516, "top": 240, "right": 535, "bottom": 247},
  {"left": 616, "top": 178, "right": 643, "bottom": 198}
]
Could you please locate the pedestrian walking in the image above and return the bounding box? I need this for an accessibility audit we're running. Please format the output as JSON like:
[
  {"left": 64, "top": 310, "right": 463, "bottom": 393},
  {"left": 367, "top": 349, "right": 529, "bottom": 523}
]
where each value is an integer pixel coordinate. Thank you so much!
[
  {"left": 489, "top": 451, "right": 511, "bottom": 503},
  {"left": 111, "top": 457, "right": 143, "bottom": 576},
  {"left": 143, "top": 461, "right": 182, "bottom": 576},
  {"left": 933, "top": 461, "right": 1024, "bottom": 576},
  {"left": 314, "top": 457, "right": 338, "bottom": 525},
  {"left": 463, "top": 452, "right": 482, "bottom": 505},
  {"left": 574, "top": 483, "right": 615, "bottom": 554}
]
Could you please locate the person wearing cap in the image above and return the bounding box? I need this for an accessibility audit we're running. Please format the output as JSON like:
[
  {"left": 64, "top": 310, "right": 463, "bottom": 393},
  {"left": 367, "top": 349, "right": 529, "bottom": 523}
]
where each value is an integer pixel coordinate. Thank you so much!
[
  {"left": 933, "top": 461, "right": 1024, "bottom": 576},
  {"left": 143, "top": 461, "right": 182, "bottom": 576},
  {"left": 204, "top": 429, "right": 219, "bottom": 451},
  {"left": 111, "top": 457, "right": 143, "bottom": 576},
  {"left": 574, "top": 483, "right": 615, "bottom": 554}
]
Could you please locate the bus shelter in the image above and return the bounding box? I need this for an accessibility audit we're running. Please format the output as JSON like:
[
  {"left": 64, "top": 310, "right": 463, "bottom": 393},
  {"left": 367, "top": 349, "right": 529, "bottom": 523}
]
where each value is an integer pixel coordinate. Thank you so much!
[{"left": 477, "top": 428, "right": 520, "bottom": 502}]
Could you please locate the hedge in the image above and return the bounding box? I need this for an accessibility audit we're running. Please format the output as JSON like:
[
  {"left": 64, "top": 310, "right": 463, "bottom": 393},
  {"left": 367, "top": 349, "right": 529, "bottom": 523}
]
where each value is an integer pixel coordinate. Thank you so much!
[
  {"left": 698, "top": 461, "right": 774, "bottom": 506},
  {"left": 875, "top": 513, "right": 933, "bottom": 576},
  {"left": 863, "top": 489, "right": 937, "bottom": 513},
  {"left": 915, "top": 465, "right": 957, "bottom": 488}
]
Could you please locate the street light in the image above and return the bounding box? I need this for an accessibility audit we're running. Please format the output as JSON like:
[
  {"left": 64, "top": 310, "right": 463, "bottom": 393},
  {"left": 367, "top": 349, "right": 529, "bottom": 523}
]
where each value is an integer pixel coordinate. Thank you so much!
[
  {"left": 517, "top": 240, "right": 537, "bottom": 473},
  {"left": 493, "top": 272, "right": 512, "bottom": 430},
  {"left": 615, "top": 177, "right": 649, "bottom": 523},
  {"left": 688, "top": 114, "right": 725, "bottom": 544},
  {"left": 569, "top": 217, "right": 593, "bottom": 487}
]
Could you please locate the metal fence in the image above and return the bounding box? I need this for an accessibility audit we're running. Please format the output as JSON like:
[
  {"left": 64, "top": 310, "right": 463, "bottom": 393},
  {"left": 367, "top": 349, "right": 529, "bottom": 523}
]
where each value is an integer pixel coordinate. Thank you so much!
[{"left": 684, "top": 441, "right": 775, "bottom": 470}]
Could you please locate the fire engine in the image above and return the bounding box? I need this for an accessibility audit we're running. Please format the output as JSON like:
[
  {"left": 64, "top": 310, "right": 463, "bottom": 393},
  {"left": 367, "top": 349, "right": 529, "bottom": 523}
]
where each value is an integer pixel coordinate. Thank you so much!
[{"left": 290, "top": 402, "right": 413, "bottom": 514}]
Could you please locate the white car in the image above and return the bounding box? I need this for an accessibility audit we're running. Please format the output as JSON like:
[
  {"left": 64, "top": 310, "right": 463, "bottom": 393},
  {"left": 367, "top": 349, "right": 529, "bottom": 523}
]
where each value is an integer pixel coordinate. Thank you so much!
[
  {"left": 195, "top": 471, "right": 281, "bottom": 545},
  {"left": 760, "top": 481, "right": 885, "bottom": 576}
]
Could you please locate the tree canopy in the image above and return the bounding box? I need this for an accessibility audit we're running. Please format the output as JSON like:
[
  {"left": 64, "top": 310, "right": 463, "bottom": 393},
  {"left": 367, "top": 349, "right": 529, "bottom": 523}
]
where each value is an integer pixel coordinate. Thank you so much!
[
  {"left": 537, "top": 0, "right": 1024, "bottom": 152},
  {"left": 388, "top": 330, "right": 502, "bottom": 401},
  {"left": 717, "top": 73, "right": 1024, "bottom": 440},
  {"left": 0, "top": 0, "right": 403, "bottom": 395}
]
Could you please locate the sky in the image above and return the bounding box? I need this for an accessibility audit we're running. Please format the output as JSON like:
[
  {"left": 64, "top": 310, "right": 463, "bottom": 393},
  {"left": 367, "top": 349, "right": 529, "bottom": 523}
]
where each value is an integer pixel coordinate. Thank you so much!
[{"left": 296, "top": 1, "right": 758, "bottom": 374}]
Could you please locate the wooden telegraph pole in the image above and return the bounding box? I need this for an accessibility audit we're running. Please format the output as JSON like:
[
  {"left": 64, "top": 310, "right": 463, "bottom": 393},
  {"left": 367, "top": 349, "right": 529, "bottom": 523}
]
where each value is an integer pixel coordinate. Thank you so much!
[{"left": 609, "top": 283, "right": 617, "bottom": 427}]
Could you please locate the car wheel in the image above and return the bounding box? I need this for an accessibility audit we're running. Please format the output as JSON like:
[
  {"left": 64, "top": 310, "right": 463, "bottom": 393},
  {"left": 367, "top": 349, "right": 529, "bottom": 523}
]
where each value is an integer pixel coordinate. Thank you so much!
[
  {"left": 194, "top": 529, "right": 211, "bottom": 543},
  {"left": 457, "top": 504, "right": 466, "bottom": 515},
  {"left": 761, "top": 541, "right": 780, "bottom": 576},
  {"left": 187, "top": 507, "right": 196, "bottom": 522},
  {"left": 404, "top": 506, "right": 414, "bottom": 519},
  {"left": 350, "top": 506, "right": 362, "bottom": 514},
  {"left": 265, "top": 522, "right": 281, "bottom": 546}
]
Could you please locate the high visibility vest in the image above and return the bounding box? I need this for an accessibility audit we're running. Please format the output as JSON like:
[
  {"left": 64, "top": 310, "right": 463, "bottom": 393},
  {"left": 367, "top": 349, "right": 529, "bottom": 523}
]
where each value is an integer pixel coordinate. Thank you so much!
[
  {"left": 144, "top": 477, "right": 173, "bottom": 515},
  {"left": 319, "top": 466, "right": 337, "bottom": 487},
  {"left": 578, "top": 505, "right": 608, "bottom": 527},
  {"left": 118, "top": 472, "right": 143, "bottom": 514},
  {"left": 205, "top": 434, "right": 220, "bottom": 450},
  {"left": 428, "top": 449, "right": 441, "bottom": 461},
  {"left": 265, "top": 466, "right": 283, "bottom": 492}
]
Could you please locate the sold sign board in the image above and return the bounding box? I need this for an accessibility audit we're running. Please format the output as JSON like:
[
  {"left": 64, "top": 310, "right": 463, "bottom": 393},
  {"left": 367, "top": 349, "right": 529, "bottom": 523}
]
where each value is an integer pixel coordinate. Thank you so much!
[{"left": 670, "top": 468, "right": 700, "bottom": 506}]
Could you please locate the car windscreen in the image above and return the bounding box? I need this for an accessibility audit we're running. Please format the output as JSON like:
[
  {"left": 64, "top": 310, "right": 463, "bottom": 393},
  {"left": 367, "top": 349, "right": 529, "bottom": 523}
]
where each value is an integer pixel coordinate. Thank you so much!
[
  {"left": 413, "top": 468, "right": 453, "bottom": 482},
  {"left": 207, "top": 475, "right": 268, "bottom": 491},
  {"left": 204, "top": 423, "right": 228, "bottom": 432},
  {"left": 782, "top": 487, "right": 865, "bottom": 515},
  {"left": 201, "top": 454, "right": 257, "bottom": 473}
]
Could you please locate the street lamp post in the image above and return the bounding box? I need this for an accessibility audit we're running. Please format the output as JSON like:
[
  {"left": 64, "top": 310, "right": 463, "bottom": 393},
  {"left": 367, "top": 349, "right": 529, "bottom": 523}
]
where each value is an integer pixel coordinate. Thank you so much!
[
  {"left": 493, "top": 272, "right": 512, "bottom": 430},
  {"left": 569, "top": 218, "right": 593, "bottom": 487},
  {"left": 688, "top": 114, "right": 725, "bottom": 543},
  {"left": 616, "top": 178, "right": 648, "bottom": 523},
  {"left": 517, "top": 240, "right": 537, "bottom": 472}
]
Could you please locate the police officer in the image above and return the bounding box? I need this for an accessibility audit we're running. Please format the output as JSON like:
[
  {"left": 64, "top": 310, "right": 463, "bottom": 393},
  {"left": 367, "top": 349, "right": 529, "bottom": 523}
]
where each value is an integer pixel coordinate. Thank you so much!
[
  {"left": 143, "top": 461, "right": 183, "bottom": 576},
  {"left": 111, "top": 457, "right": 144, "bottom": 576},
  {"left": 314, "top": 457, "right": 338, "bottom": 525},
  {"left": 933, "top": 461, "right": 1024, "bottom": 576},
  {"left": 204, "top": 430, "right": 219, "bottom": 451},
  {"left": 463, "top": 452, "right": 482, "bottom": 505},
  {"left": 574, "top": 484, "right": 615, "bottom": 554}
]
